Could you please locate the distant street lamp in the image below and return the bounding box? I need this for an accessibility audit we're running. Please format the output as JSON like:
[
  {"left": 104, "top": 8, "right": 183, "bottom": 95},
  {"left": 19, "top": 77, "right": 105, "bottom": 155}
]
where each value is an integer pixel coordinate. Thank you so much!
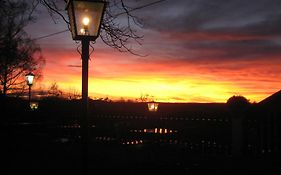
[
  {"left": 25, "top": 72, "right": 35, "bottom": 104},
  {"left": 147, "top": 101, "right": 159, "bottom": 112},
  {"left": 66, "top": 0, "right": 106, "bottom": 174},
  {"left": 30, "top": 101, "right": 39, "bottom": 110}
]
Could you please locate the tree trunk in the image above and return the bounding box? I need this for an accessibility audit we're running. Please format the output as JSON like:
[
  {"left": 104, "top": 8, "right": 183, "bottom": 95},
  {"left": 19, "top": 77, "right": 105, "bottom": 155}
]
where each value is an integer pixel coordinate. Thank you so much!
[{"left": 3, "top": 62, "right": 8, "bottom": 96}]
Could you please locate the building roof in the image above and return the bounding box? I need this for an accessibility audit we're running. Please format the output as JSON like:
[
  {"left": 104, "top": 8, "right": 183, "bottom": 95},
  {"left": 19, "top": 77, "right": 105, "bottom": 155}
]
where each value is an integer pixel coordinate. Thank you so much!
[{"left": 258, "top": 90, "right": 281, "bottom": 107}]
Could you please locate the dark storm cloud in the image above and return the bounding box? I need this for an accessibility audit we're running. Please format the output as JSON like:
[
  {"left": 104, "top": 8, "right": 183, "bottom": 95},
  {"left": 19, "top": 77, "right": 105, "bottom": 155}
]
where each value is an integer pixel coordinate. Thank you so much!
[
  {"left": 183, "top": 39, "right": 281, "bottom": 59},
  {"left": 140, "top": 0, "right": 281, "bottom": 36},
  {"left": 135, "top": 0, "right": 281, "bottom": 61}
]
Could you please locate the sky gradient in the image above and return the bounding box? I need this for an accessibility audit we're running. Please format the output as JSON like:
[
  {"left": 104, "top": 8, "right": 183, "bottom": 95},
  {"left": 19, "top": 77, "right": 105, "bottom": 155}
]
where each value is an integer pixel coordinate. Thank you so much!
[{"left": 25, "top": 0, "right": 281, "bottom": 103}]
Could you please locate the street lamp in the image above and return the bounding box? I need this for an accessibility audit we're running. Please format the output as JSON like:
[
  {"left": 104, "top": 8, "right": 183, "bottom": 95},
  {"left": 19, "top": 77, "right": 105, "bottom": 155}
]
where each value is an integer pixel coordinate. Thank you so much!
[
  {"left": 147, "top": 101, "right": 159, "bottom": 112},
  {"left": 66, "top": 0, "right": 106, "bottom": 41},
  {"left": 25, "top": 72, "right": 35, "bottom": 104},
  {"left": 30, "top": 101, "right": 39, "bottom": 110},
  {"left": 66, "top": 0, "right": 106, "bottom": 174}
]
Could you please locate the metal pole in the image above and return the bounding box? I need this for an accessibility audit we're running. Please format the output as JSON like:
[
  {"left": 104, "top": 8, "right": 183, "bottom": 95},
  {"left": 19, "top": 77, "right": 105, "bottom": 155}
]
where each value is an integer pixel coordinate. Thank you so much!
[
  {"left": 81, "top": 39, "right": 90, "bottom": 175},
  {"left": 28, "top": 85, "right": 31, "bottom": 104}
]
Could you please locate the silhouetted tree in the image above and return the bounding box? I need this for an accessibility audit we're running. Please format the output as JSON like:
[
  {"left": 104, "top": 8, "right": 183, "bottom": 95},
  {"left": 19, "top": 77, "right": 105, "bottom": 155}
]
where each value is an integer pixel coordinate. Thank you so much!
[
  {"left": 139, "top": 93, "right": 154, "bottom": 102},
  {"left": 0, "top": 0, "right": 45, "bottom": 96},
  {"left": 67, "top": 88, "right": 81, "bottom": 100},
  {"left": 227, "top": 95, "right": 251, "bottom": 157},
  {"left": 47, "top": 82, "right": 62, "bottom": 97},
  {"left": 227, "top": 95, "right": 251, "bottom": 116}
]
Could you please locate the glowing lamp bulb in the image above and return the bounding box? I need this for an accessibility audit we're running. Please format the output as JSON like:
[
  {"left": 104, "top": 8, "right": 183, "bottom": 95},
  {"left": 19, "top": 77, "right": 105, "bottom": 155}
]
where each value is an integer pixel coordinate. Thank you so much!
[
  {"left": 25, "top": 72, "right": 35, "bottom": 86},
  {"left": 83, "top": 17, "right": 90, "bottom": 26}
]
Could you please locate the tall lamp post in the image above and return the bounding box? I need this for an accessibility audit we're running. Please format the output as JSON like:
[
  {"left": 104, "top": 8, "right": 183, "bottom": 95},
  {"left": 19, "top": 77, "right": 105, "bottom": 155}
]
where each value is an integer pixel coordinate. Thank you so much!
[
  {"left": 25, "top": 72, "right": 35, "bottom": 105},
  {"left": 66, "top": 0, "right": 106, "bottom": 174}
]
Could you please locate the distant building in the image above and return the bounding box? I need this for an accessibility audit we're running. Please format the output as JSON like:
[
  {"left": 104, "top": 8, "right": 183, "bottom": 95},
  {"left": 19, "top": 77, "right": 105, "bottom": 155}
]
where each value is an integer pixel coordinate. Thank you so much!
[
  {"left": 90, "top": 90, "right": 281, "bottom": 156},
  {"left": 13, "top": 90, "right": 280, "bottom": 157},
  {"left": 91, "top": 102, "right": 232, "bottom": 155},
  {"left": 255, "top": 90, "right": 281, "bottom": 154}
]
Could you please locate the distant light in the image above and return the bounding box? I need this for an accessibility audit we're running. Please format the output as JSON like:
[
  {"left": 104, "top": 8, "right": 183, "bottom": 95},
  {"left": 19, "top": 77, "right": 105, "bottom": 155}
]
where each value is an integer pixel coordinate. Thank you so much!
[
  {"left": 30, "top": 101, "right": 39, "bottom": 110},
  {"left": 147, "top": 102, "right": 159, "bottom": 112}
]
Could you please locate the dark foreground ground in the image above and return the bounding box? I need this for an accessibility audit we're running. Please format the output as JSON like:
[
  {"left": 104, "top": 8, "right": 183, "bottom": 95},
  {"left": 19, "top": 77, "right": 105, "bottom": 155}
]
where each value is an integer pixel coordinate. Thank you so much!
[{"left": 2, "top": 122, "right": 281, "bottom": 175}]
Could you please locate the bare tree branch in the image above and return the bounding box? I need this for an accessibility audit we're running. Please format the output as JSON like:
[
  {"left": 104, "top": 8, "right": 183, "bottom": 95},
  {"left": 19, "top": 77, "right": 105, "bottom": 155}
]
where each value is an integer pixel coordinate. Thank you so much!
[
  {"left": 38, "top": 0, "right": 165, "bottom": 56},
  {"left": 42, "top": 0, "right": 70, "bottom": 25},
  {"left": 0, "top": 0, "right": 45, "bottom": 95}
]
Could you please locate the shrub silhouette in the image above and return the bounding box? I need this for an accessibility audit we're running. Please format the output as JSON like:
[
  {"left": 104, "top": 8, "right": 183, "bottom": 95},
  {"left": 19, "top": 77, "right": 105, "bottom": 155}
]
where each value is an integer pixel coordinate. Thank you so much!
[{"left": 227, "top": 95, "right": 251, "bottom": 117}]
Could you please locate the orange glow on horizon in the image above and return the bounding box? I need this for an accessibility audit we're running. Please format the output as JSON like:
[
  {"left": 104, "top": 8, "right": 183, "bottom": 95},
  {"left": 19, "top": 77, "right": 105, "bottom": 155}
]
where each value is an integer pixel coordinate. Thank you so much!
[
  {"left": 32, "top": 43, "right": 281, "bottom": 103},
  {"left": 35, "top": 72, "right": 278, "bottom": 103}
]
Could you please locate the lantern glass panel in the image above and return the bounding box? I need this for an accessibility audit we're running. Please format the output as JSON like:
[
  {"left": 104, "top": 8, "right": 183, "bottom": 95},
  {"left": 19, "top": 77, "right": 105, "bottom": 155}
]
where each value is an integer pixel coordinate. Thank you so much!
[
  {"left": 25, "top": 74, "right": 34, "bottom": 86},
  {"left": 148, "top": 102, "right": 159, "bottom": 112},
  {"left": 73, "top": 1, "right": 105, "bottom": 38}
]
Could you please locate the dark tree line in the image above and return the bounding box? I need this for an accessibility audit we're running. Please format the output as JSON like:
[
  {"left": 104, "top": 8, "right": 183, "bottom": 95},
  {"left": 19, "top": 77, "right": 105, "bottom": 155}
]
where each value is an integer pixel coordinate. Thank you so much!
[{"left": 0, "top": 0, "right": 45, "bottom": 96}]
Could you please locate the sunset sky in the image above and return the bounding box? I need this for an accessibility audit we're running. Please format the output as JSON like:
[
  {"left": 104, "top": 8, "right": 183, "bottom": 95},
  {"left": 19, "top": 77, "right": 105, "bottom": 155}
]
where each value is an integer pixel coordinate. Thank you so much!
[{"left": 25, "top": 0, "right": 281, "bottom": 103}]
